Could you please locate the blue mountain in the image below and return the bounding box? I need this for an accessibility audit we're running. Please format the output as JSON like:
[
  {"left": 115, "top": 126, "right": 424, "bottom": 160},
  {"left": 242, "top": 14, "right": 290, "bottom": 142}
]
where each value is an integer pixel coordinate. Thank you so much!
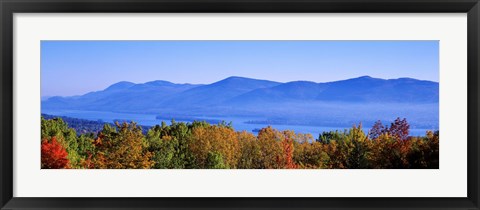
[
  {"left": 315, "top": 76, "right": 438, "bottom": 103},
  {"left": 103, "top": 81, "right": 135, "bottom": 91},
  {"left": 158, "top": 76, "right": 281, "bottom": 108},
  {"left": 226, "top": 81, "right": 327, "bottom": 104},
  {"left": 42, "top": 80, "right": 202, "bottom": 112},
  {"left": 227, "top": 76, "right": 438, "bottom": 104},
  {"left": 42, "top": 76, "right": 438, "bottom": 115}
]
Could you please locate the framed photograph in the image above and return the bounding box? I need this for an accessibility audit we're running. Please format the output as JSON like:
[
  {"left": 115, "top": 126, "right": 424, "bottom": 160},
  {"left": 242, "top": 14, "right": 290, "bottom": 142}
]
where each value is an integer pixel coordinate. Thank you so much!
[{"left": 1, "top": 0, "right": 479, "bottom": 209}]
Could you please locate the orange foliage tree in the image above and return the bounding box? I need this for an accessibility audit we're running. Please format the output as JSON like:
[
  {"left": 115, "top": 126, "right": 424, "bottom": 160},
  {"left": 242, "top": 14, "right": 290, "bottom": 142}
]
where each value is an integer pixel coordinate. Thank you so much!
[
  {"left": 93, "top": 122, "right": 154, "bottom": 169},
  {"left": 257, "top": 126, "right": 283, "bottom": 169},
  {"left": 280, "top": 135, "right": 297, "bottom": 169},
  {"left": 190, "top": 124, "right": 239, "bottom": 169},
  {"left": 237, "top": 131, "right": 262, "bottom": 169}
]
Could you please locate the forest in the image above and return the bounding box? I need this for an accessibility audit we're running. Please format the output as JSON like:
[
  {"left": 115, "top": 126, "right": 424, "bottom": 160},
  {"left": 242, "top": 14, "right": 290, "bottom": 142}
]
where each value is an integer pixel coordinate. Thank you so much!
[{"left": 41, "top": 116, "right": 439, "bottom": 169}]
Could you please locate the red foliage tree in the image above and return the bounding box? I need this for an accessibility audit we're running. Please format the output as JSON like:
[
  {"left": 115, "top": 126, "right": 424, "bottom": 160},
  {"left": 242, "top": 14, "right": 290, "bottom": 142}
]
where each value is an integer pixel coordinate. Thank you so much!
[{"left": 41, "top": 137, "right": 70, "bottom": 169}]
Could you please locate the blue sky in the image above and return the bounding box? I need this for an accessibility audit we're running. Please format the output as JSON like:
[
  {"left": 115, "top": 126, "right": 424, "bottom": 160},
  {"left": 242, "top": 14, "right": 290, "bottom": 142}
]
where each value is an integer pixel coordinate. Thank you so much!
[{"left": 41, "top": 40, "right": 439, "bottom": 97}]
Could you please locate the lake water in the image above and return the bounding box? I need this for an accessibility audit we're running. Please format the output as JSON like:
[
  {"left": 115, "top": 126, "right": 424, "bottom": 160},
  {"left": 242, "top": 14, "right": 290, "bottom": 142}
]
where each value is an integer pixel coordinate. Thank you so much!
[{"left": 42, "top": 109, "right": 430, "bottom": 137}]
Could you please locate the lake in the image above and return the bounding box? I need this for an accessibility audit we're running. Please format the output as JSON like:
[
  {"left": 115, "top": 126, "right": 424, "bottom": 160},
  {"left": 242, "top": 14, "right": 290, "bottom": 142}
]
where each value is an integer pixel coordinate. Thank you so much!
[{"left": 41, "top": 109, "right": 431, "bottom": 137}]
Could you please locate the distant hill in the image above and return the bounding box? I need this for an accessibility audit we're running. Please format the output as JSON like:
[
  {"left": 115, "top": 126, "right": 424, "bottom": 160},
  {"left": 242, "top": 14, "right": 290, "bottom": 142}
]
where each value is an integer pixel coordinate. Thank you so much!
[
  {"left": 159, "top": 76, "right": 281, "bottom": 108},
  {"left": 227, "top": 76, "right": 438, "bottom": 104},
  {"left": 315, "top": 76, "right": 438, "bottom": 103},
  {"left": 42, "top": 76, "right": 439, "bottom": 128},
  {"left": 227, "top": 81, "right": 326, "bottom": 104},
  {"left": 43, "top": 80, "right": 202, "bottom": 112}
]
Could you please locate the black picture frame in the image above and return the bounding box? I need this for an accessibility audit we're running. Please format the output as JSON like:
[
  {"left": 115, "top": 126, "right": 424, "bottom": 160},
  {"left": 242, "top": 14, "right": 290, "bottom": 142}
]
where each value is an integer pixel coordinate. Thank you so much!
[{"left": 1, "top": 0, "right": 479, "bottom": 209}]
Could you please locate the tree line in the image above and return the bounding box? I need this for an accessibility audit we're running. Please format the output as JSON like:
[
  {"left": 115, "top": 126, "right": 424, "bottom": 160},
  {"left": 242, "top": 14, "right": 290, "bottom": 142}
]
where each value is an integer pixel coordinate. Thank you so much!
[{"left": 41, "top": 117, "right": 439, "bottom": 169}]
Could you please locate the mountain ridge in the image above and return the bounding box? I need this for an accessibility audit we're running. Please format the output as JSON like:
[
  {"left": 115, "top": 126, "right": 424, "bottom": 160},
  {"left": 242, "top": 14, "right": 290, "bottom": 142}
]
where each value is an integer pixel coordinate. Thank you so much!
[{"left": 42, "top": 75, "right": 439, "bottom": 112}]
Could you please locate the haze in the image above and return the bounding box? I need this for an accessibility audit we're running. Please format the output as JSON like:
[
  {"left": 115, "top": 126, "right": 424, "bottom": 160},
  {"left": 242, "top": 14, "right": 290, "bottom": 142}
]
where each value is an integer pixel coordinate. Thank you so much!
[{"left": 41, "top": 40, "right": 439, "bottom": 97}]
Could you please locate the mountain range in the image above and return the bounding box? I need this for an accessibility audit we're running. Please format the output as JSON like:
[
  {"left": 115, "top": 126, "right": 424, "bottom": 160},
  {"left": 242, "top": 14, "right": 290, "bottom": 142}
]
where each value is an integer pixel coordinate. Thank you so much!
[{"left": 42, "top": 76, "right": 439, "bottom": 128}]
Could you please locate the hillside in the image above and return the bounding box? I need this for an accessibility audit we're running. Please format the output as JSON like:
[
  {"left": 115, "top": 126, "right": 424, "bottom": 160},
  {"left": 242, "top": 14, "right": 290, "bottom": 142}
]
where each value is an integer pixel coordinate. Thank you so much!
[{"left": 42, "top": 76, "right": 439, "bottom": 128}]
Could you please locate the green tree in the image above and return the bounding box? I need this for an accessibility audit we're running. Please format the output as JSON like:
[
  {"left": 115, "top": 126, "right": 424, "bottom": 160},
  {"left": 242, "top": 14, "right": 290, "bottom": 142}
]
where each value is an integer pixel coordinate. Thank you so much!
[
  {"left": 206, "top": 151, "right": 227, "bottom": 169},
  {"left": 146, "top": 125, "right": 180, "bottom": 169},
  {"left": 344, "top": 124, "right": 372, "bottom": 169},
  {"left": 41, "top": 117, "right": 81, "bottom": 168}
]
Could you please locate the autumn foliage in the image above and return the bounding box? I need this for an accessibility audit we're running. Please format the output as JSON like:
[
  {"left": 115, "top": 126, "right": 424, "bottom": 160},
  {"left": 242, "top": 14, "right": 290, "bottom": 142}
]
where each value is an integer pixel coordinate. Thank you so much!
[
  {"left": 41, "top": 137, "right": 70, "bottom": 169},
  {"left": 41, "top": 117, "right": 439, "bottom": 169},
  {"left": 91, "top": 122, "right": 154, "bottom": 169}
]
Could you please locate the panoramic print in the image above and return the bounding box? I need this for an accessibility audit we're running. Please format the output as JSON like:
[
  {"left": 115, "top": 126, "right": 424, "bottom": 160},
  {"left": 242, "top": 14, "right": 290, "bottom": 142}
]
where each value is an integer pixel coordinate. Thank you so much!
[{"left": 41, "top": 41, "right": 439, "bottom": 169}]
